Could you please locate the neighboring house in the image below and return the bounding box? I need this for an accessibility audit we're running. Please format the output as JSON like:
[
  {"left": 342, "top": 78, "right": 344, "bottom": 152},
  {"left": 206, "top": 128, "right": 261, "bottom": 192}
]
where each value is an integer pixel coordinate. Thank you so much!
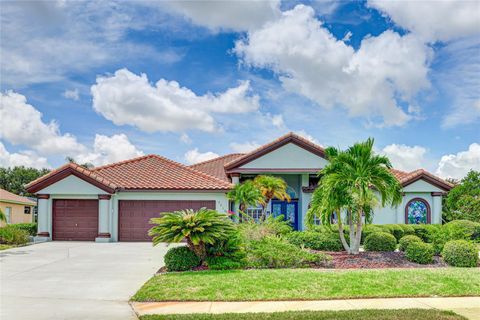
[
  {"left": 0, "top": 188, "right": 36, "bottom": 227},
  {"left": 25, "top": 132, "right": 453, "bottom": 242}
]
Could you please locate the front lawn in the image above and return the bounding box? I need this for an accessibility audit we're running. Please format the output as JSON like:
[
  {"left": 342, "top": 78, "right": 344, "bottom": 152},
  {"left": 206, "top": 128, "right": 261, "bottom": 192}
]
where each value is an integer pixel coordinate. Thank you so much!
[
  {"left": 139, "top": 309, "right": 466, "bottom": 320},
  {"left": 0, "top": 244, "right": 13, "bottom": 251},
  {"left": 132, "top": 268, "right": 480, "bottom": 302}
]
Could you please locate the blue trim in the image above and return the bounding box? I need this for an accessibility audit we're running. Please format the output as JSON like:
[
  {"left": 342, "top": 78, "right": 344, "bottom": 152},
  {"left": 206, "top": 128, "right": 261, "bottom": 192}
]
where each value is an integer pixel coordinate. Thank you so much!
[{"left": 271, "top": 200, "right": 299, "bottom": 230}]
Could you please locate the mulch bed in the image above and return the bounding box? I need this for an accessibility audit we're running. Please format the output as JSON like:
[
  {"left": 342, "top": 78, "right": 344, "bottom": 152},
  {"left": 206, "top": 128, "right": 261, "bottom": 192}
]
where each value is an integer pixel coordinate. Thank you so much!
[{"left": 326, "top": 251, "right": 447, "bottom": 269}]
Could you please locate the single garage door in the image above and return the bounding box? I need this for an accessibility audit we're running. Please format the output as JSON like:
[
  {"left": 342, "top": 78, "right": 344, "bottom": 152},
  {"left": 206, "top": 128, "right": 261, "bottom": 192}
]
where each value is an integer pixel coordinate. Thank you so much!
[
  {"left": 118, "top": 200, "right": 216, "bottom": 242},
  {"left": 53, "top": 199, "right": 99, "bottom": 241}
]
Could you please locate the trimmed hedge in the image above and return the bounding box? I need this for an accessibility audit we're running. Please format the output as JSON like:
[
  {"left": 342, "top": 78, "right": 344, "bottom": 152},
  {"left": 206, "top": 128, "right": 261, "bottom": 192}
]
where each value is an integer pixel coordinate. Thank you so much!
[
  {"left": 164, "top": 246, "right": 201, "bottom": 271},
  {"left": 442, "top": 240, "right": 478, "bottom": 267},
  {"left": 399, "top": 235, "right": 423, "bottom": 252},
  {"left": 399, "top": 224, "right": 415, "bottom": 236},
  {"left": 12, "top": 223, "right": 37, "bottom": 236},
  {"left": 443, "top": 220, "right": 480, "bottom": 241},
  {"left": 286, "top": 231, "right": 343, "bottom": 251},
  {"left": 364, "top": 232, "right": 397, "bottom": 252},
  {"left": 0, "top": 225, "right": 29, "bottom": 245},
  {"left": 405, "top": 242, "right": 434, "bottom": 264},
  {"left": 385, "top": 224, "right": 404, "bottom": 241}
]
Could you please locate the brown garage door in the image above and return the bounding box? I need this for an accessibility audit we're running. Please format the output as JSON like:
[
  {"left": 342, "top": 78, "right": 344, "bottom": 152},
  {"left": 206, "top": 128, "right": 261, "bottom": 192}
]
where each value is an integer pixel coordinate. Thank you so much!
[
  {"left": 53, "top": 199, "right": 98, "bottom": 241},
  {"left": 118, "top": 200, "right": 216, "bottom": 242}
]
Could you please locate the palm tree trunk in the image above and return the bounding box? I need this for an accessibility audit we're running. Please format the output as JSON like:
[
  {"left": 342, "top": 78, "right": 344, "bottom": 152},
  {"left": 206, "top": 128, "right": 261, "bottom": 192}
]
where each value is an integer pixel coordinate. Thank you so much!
[
  {"left": 187, "top": 238, "right": 207, "bottom": 263},
  {"left": 337, "top": 218, "right": 351, "bottom": 253},
  {"left": 348, "top": 212, "right": 355, "bottom": 254},
  {"left": 352, "top": 210, "right": 363, "bottom": 254}
]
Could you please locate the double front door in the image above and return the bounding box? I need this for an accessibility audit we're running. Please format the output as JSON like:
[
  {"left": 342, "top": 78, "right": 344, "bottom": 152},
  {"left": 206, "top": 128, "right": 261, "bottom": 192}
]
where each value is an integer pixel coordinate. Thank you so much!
[{"left": 271, "top": 200, "right": 299, "bottom": 230}]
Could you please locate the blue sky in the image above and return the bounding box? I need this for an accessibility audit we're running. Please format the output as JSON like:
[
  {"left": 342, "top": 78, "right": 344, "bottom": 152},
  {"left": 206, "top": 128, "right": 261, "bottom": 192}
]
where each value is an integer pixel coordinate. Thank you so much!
[{"left": 0, "top": 0, "right": 479, "bottom": 179}]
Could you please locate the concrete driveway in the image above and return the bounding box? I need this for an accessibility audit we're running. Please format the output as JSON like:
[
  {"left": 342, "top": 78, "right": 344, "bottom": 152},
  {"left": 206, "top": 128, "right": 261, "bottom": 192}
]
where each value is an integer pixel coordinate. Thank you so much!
[{"left": 0, "top": 241, "right": 169, "bottom": 320}]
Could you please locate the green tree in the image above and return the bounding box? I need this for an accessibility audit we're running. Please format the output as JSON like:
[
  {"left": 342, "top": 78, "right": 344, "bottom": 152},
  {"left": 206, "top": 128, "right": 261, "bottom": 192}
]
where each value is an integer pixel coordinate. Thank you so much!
[
  {"left": 227, "top": 180, "right": 264, "bottom": 220},
  {"left": 0, "top": 166, "right": 50, "bottom": 196},
  {"left": 66, "top": 157, "right": 94, "bottom": 169},
  {"left": 445, "top": 170, "right": 480, "bottom": 222},
  {"left": 149, "top": 208, "right": 235, "bottom": 263},
  {"left": 307, "top": 138, "right": 402, "bottom": 254},
  {"left": 253, "top": 175, "right": 291, "bottom": 216}
]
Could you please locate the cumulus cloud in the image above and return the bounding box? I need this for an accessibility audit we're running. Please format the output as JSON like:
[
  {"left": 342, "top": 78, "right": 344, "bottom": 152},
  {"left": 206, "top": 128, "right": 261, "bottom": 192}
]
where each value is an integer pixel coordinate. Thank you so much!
[
  {"left": 75, "top": 134, "right": 144, "bottom": 166},
  {"left": 63, "top": 88, "right": 80, "bottom": 100},
  {"left": 234, "top": 5, "right": 430, "bottom": 127},
  {"left": 230, "top": 141, "right": 261, "bottom": 153},
  {"left": 0, "top": 91, "right": 86, "bottom": 155},
  {"left": 368, "top": 0, "right": 480, "bottom": 43},
  {"left": 381, "top": 144, "right": 428, "bottom": 172},
  {"left": 295, "top": 130, "right": 322, "bottom": 145},
  {"left": 166, "top": 0, "right": 281, "bottom": 31},
  {"left": 91, "top": 68, "right": 260, "bottom": 133},
  {"left": 180, "top": 133, "right": 192, "bottom": 144},
  {"left": 436, "top": 143, "right": 480, "bottom": 179},
  {"left": 184, "top": 148, "right": 219, "bottom": 164},
  {"left": 0, "top": 142, "right": 50, "bottom": 169}
]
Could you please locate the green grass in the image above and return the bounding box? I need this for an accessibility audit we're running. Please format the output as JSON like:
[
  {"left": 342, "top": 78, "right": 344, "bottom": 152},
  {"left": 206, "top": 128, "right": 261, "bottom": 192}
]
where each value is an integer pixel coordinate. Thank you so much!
[
  {"left": 0, "top": 244, "right": 13, "bottom": 250},
  {"left": 139, "top": 309, "right": 466, "bottom": 320},
  {"left": 132, "top": 268, "right": 480, "bottom": 302}
]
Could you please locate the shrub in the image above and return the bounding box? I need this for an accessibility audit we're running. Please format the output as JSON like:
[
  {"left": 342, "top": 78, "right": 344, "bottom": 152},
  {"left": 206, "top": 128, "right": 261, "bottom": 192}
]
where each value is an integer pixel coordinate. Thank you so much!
[
  {"left": 13, "top": 223, "right": 37, "bottom": 236},
  {"left": 443, "top": 220, "right": 480, "bottom": 241},
  {"left": 0, "top": 225, "right": 29, "bottom": 245},
  {"left": 364, "top": 232, "right": 397, "bottom": 252},
  {"left": 405, "top": 242, "right": 434, "bottom": 264},
  {"left": 247, "top": 236, "right": 332, "bottom": 268},
  {"left": 399, "top": 224, "right": 415, "bottom": 236},
  {"left": 164, "top": 246, "right": 201, "bottom": 271},
  {"left": 442, "top": 240, "right": 478, "bottom": 267},
  {"left": 286, "top": 231, "right": 343, "bottom": 251},
  {"left": 206, "top": 256, "right": 245, "bottom": 270},
  {"left": 399, "top": 235, "right": 423, "bottom": 251},
  {"left": 411, "top": 224, "right": 441, "bottom": 243},
  {"left": 361, "top": 225, "right": 384, "bottom": 244},
  {"left": 385, "top": 224, "right": 404, "bottom": 241}
]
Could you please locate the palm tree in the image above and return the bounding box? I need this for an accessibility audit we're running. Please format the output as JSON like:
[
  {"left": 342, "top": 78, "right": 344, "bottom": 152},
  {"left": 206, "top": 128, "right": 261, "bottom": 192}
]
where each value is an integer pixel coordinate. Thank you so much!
[
  {"left": 227, "top": 180, "right": 264, "bottom": 221},
  {"left": 149, "top": 208, "right": 235, "bottom": 262},
  {"left": 253, "top": 175, "right": 291, "bottom": 217},
  {"left": 307, "top": 138, "right": 402, "bottom": 254}
]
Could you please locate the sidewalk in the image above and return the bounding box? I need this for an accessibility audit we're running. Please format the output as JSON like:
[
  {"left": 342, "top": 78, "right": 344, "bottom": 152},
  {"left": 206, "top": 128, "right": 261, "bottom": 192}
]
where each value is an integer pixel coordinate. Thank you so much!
[{"left": 132, "top": 297, "right": 480, "bottom": 320}]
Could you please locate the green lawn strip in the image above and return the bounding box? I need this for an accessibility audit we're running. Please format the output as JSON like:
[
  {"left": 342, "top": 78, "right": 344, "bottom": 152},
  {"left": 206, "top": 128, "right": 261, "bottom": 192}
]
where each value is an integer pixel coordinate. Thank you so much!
[
  {"left": 139, "top": 309, "right": 466, "bottom": 320},
  {"left": 132, "top": 268, "right": 480, "bottom": 302},
  {"left": 0, "top": 244, "right": 13, "bottom": 251}
]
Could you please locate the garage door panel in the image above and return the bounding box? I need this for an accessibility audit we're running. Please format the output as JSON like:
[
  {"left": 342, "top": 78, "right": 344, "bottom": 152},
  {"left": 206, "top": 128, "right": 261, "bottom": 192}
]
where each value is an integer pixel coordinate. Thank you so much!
[
  {"left": 53, "top": 199, "right": 98, "bottom": 241},
  {"left": 118, "top": 200, "right": 216, "bottom": 242}
]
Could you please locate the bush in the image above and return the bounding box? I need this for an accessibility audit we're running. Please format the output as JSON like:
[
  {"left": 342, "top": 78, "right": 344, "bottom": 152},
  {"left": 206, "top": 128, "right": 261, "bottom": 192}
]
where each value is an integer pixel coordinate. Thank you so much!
[
  {"left": 12, "top": 223, "right": 37, "bottom": 236},
  {"left": 411, "top": 224, "right": 441, "bottom": 243},
  {"left": 443, "top": 220, "right": 480, "bottom": 241},
  {"left": 399, "top": 235, "right": 423, "bottom": 251},
  {"left": 385, "top": 224, "right": 404, "bottom": 241},
  {"left": 247, "top": 236, "right": 332, "bottom": 268},
  {"left": 442, "top": 240, "right": 478, "bottom": 267},
  {"left": 405, "top": 242, "right": 434, "bottom": 264},
  {"left": 0, "top": 225, "right": 29, "bottom": 245},
  {"left": 206, "top": 256, "right": 245, "bottom": 270},
  {"left": 286, "top": 231, "right": 343, "bottom": 251},
  {"left": 399, "top": 224, "right": 415, "bottom": 236},
  {"left": 364, "top": 232, "right": 397, "bottom": 252},
  {"left": 361, "top": 225, "right": 384, "bottom": 244},
  {"left": 164, "top": 246, "right": 201, "bottom": 271}
]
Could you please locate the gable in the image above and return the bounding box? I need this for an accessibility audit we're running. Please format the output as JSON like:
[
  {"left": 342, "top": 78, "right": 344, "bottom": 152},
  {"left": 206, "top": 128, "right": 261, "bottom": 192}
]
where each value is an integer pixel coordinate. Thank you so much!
[
  {"left": 239, "top": 143, "right": 328, "bottom": 170},
  {"left": 36, "top": 175, "right": 109, "bottom": 195},
  {"left": 402, "top": 178, "right": 444, "bottom": 193}
]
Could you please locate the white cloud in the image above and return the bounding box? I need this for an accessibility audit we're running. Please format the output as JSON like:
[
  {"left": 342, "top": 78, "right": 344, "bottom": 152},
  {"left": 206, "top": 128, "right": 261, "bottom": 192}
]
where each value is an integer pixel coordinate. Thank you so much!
[
  {"left": 234, "top": 5, "right": 431, "bottom": 127},
  {"left": 91, "top": 68, "right": 260, "bottom": 133},
  {"left": 180, "top": 133, "right": 192, "bottom": 144},
  {"left": 295, "top": 130, "right": 321, "bottom": 146},
  {"left": 270, "top": 114, "right": 285, "bottom": 128},
  {"left": 0, "top": 91, "right": 85, "bottom": 155},
  {"left": 75, "top": 134, "right": 144, "bottom": 166},
  {"left": 0, "top": 142, "right": 50, "bottom": 169},
  {"left": 381, "top": 144, "right": 428, "bottom": 172},
  {"left": 368, "top": 0, "right": 480, "bottom": 42},
  {"left": 166, "top": 0, "right": 281, "bottom": 31},
  {"left": 63, "top": 88, "right": 80, "bottom": 100},
  {"left": 436, "top": 143, "right": 480, "bottom": 179},
  {"left": 230, "top": 141, "right": 261, "bottom": 153},
  {"left": 184, "top": 148, "right": 219, "bottom": 164}
]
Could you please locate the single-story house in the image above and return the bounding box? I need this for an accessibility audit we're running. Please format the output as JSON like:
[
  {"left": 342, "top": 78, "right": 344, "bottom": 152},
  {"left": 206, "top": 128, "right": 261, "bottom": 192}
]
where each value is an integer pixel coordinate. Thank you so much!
[
  {"left": 25, "top": 132, "right": 453, "bottom": 242},
  {"left": 0, "top": 188, "right": 36, "bottom": 227}
]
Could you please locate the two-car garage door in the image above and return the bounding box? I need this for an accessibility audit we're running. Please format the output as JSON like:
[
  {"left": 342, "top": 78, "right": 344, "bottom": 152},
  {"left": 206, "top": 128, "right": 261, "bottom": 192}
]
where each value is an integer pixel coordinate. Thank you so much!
[{"left": 118, "top": 200, "right": 216, "bottom": 241}]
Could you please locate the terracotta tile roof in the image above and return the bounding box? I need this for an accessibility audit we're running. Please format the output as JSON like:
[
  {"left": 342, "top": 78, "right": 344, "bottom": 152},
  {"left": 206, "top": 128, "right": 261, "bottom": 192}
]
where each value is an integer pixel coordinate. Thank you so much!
[
  {"left": 390, "top": 168, "right": 410, "bottom": 181},
  {"left": 190, "top": 153, "right": 245, "bottom": 182},
  {"left": 225, "top": 132, "right": 326, "bottom": 171},
  {"left": 0, "top": 188, "right": 36, "bottom": 205},
  {"left": 396, "top": 168, "right": 454, "bottom": 190},
  {"left": 92, "top": 154, "right": 232, "bottom": 191}
]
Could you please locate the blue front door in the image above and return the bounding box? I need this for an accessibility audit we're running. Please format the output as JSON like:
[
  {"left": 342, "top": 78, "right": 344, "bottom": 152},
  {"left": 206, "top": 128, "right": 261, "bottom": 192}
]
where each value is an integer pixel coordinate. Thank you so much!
[{"left": 271, "top": 200, "right": 299, "bottom": 230}]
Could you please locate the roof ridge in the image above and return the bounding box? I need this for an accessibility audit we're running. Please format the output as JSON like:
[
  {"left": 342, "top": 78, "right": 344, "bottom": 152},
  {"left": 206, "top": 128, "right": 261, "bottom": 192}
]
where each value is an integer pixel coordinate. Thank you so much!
[
  {"left": 92, "top": 154, "right": 155, "bottom": 171},
  {"left": 190, "top": 153, "right": 245, "bottom": 167}
]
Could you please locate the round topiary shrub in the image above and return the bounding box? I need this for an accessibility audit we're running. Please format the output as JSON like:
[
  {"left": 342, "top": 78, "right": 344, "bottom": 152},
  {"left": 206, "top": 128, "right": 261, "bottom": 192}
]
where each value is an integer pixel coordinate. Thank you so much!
[
  {"left": 386, "top": 224, "right": 405, "bottom": 241},
  {"left": 361, "top": 225, "right": 384, "bottom": 244},
  {"left": 164, "top": 246, "right": 201, "bottom": 271},
  {"left": 443, "top": 220, "right": 478, "bottom": 241},
  {"left": 399, "top": 224, "right": 415, "bottom": 236},
  {"left": 364, "top": 232, "right": 397, "bottom": 252},
  {"left": 442, "top": 240, "right": 478, "bottom": 267},
  {"left": 405, "top": 242, "right": 434, "bottom": 264},
  {"left": 399, "top": 235, "right": 423, "bottom": 251}
]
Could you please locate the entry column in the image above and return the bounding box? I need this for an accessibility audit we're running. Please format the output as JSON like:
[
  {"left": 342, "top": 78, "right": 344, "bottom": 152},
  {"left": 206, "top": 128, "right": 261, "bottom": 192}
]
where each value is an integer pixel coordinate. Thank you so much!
[
  {"left": 96, "top": 194, "right": 112, "bottom": 242},
  {"left": 35, "top": 194, "right": 50, "bottom": 241}
]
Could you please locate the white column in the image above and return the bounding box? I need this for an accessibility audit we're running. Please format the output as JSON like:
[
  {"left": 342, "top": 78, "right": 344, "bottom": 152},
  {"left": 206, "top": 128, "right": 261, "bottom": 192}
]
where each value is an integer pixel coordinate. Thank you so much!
[
  {"left": 35, "top": 194, "right": 50, "bottom": 241},
  {"left": 230, "top": 174, "right": 240, "bottom": 222},
  {"left": 96, "top": 195, "right": 112, "bottom": 242},
  {"left": 299, "top": 174, "right": 310, "bottom": 231},
  {"left": 432, "top": 193, "right": 443, "bottom": 224}
]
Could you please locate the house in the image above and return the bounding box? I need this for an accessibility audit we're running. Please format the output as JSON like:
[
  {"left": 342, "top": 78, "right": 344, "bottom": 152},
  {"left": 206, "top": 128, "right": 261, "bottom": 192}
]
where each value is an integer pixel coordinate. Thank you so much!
[
  {"left": 0, "top": 188, "right": 36, "bottom": 227},
  {"left": 25, "top": 132, "right": 453, "bottom": 242}
]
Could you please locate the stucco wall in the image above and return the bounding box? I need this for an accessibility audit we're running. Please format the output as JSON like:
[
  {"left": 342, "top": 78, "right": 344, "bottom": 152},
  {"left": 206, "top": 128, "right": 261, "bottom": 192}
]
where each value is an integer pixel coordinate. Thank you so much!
[
  {"left": 0, "top": 202, "right": 34, "bottom": 226},
  {"left": 38, "top": 175, "right": 109, "bottom": 195}
]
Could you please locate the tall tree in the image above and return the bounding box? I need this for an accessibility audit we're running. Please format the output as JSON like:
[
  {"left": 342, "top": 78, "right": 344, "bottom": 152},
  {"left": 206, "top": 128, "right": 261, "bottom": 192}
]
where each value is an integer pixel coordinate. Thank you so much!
[
  {"left": 445, "top": 170, "right": 480, "bottom": 222},
  {"left": 253, "top": 175, "right": 291, "bottom": 216},
  {"left": 307, "top": 138, "right": 402, "bottom": 254},
  {"left": 0, "top": 166, "right": 50, "bottom": 196}
]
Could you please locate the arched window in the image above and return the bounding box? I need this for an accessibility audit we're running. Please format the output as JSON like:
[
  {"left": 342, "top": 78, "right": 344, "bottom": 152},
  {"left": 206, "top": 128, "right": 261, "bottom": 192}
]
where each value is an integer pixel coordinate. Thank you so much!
[{"left": 405, "top": 198, "right": 431, "bottom": 224}]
